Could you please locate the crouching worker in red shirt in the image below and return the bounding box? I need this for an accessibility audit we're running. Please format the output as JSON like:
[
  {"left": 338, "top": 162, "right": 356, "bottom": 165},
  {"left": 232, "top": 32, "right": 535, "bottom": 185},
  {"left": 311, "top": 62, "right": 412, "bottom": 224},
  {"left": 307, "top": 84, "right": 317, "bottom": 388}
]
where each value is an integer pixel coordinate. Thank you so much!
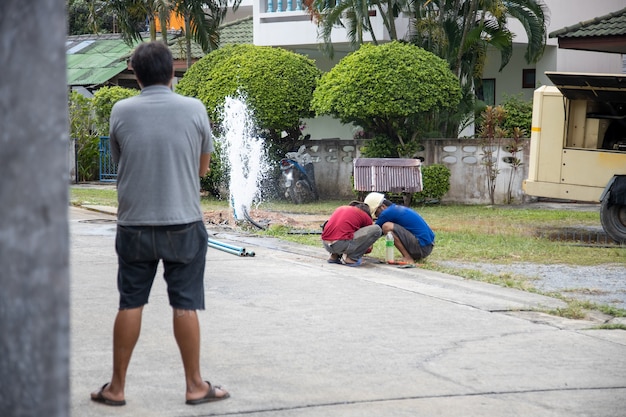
[{"left": 321, "top": 201, "right": 382, "bottom": 267}]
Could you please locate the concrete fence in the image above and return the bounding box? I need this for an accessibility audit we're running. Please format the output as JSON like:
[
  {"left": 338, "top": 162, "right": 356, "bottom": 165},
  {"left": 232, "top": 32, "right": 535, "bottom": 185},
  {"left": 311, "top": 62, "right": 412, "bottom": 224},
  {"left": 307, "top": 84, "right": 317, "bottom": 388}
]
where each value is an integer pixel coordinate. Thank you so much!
[
  {"left": 73, "top": 137, "right": 531, "bottom": 205},
  {"left": 300, "top": 138, "right": 531, "bottom": 205}
]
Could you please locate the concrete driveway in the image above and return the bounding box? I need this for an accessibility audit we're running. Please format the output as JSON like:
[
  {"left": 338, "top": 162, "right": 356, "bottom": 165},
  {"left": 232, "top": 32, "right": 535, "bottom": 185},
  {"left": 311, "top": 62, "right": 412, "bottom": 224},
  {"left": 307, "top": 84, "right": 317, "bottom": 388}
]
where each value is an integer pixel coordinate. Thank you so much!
[{"left": 70, "top": 206, "right": 626, "bottom": 417}]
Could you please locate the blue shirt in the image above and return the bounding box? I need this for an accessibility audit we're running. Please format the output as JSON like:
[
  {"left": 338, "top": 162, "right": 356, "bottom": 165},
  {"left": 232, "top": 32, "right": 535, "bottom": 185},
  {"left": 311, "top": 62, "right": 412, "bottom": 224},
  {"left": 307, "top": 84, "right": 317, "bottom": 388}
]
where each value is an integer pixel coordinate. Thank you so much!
[{"left": 375, "top": 204, "right": 435, "bottom": 246}]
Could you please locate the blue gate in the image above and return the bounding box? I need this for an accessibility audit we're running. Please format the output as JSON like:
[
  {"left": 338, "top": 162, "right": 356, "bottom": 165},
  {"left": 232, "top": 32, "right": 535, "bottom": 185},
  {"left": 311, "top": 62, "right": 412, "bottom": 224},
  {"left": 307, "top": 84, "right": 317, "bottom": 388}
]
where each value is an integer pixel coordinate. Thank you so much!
[{"left": 99, "top": 136, "right": 117, "bottom": 182}]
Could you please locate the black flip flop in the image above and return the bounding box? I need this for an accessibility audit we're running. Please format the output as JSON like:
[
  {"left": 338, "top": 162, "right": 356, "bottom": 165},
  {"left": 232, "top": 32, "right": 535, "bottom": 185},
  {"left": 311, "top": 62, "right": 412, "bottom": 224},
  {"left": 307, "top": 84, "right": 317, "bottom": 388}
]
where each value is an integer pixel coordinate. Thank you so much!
[{"left": 91, "top": 383, "right": 126, "bottom": 406}]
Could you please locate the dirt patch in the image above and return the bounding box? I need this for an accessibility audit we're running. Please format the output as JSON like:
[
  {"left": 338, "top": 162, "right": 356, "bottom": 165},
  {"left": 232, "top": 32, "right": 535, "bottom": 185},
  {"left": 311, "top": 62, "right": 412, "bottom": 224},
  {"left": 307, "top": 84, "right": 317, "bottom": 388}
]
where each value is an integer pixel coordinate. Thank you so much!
[{"left": 203, "top": 208, "right": 327, "bottom": 231}]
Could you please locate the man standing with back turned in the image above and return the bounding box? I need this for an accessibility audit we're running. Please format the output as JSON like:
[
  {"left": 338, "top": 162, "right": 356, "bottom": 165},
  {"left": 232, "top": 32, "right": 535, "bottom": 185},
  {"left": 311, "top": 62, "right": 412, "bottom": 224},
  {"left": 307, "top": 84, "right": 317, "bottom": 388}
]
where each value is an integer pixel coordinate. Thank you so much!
[{"left": 90, "top": 41, "right": 230, "bottom": 406}]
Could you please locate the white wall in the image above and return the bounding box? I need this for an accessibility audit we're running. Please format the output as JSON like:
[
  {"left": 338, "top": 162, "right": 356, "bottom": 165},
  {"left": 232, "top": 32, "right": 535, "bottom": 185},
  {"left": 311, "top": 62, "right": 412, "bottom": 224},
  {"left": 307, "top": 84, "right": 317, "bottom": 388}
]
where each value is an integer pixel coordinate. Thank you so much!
[
  {"left": 302, "top": 115, "right": 356, "bottom": 141},
  {"left": 224, "top": 0, "right": 253, "bottom": 23},
  {"left": 482, "top": 44, "right": 537, "bottom": 103},
  {"left": 253, "top": 1, "right": 410, "bottom": 48},
  {"left": 249, "top": 0, "right": 626, "bottom": 138},
  {"left": 299, "top": 138, "right": 530, "bottom": 204},
  {"left": 487, "top": 0, "right": 626, "bottom": 105}
]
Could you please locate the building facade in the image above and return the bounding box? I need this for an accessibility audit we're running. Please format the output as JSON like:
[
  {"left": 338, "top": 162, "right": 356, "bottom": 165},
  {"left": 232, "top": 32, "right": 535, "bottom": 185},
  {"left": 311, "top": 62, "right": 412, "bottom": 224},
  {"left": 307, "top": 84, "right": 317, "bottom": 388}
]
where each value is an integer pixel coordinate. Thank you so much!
[{"left": 226, "top": 0, "right": 626, "bottom": 140}]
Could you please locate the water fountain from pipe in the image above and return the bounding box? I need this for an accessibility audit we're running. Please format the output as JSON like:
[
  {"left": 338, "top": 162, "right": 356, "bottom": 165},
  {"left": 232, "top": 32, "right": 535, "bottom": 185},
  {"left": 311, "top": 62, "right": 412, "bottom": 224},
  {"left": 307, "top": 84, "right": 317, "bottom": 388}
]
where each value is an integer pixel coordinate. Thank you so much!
[{"left": 217, "top": 96, "right": 271, "bottom": 229}]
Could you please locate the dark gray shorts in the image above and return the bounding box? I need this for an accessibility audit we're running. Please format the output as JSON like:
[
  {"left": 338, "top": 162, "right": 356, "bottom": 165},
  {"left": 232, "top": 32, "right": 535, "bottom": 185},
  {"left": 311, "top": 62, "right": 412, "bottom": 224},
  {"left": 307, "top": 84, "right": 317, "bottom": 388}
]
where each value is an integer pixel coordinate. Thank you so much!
[
  {"left": 115, "top": 221, "right": 208, "bottom": 310},
  {"left": 393, "top": 224, "right": 434, "bottom": 261}
]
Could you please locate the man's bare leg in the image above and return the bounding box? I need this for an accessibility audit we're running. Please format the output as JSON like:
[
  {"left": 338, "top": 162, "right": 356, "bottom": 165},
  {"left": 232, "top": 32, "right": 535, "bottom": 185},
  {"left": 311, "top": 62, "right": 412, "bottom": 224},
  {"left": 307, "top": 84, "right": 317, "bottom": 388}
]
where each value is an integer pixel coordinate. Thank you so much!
[
  {"left": 389, "top": 229, "right": 425, "bottom": 264},
  {"left": 393, "top": 237, "right": 415, "bottom": 263},
  {"left": 91, "top": 306, "right": 144, "bottom": 403},
  {"left": 173, "top": 309, "right": 229, "bottom": 402},
  {"left": 381, "top": 223, "right": 414, "bottom": 263}
]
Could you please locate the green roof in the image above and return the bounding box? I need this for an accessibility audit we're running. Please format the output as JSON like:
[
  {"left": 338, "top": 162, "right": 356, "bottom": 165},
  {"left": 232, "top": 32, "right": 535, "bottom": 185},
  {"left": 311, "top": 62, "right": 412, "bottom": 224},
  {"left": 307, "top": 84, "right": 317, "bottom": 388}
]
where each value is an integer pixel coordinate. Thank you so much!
[
  {"left": 67, "top": 17, "right": 253, "bottom": 87},
  {"left": 168, "top": 38, "right": 205, "bottom": 61},
  {"left": 66, "top": 35, "right": 138, "bottom": 86},
  {"left": 550, "top": 7, "right": 626, "bottom": 39},
  {"left": 549, "top": 7, "right": 626, "bottom": 54},
  {"left": 220, "top": 16, "right": 253, "bottom": 45}
]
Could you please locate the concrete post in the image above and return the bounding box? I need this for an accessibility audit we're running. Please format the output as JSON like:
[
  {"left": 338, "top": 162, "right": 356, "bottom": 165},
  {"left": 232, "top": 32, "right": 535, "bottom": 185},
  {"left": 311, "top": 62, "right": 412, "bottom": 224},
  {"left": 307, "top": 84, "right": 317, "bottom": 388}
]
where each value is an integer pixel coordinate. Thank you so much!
[{"left": 0, "top": 1, "right": 70, "bottom": 416}]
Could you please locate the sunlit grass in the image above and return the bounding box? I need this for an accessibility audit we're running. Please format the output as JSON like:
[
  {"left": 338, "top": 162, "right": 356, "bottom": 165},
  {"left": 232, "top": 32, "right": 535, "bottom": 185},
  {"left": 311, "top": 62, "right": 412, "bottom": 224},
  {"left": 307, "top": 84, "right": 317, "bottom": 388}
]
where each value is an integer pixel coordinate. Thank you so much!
[
  {"left": 70, "top": 187, "right": 623, "bottom": 267},
  {"left": 70, "top": 187, "right": 118, "bottom": 207}
]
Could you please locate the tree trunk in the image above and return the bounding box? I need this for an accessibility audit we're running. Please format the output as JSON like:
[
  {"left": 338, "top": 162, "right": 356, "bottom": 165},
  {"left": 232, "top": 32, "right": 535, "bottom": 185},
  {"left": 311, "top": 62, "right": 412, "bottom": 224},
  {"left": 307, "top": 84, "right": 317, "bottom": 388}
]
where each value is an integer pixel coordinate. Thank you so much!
[
  {"left": 455, "top": 0, "right": 478, "bottom": 77},
  {"left": 185, "top": 11, "right": 192, "bottom": 70}
]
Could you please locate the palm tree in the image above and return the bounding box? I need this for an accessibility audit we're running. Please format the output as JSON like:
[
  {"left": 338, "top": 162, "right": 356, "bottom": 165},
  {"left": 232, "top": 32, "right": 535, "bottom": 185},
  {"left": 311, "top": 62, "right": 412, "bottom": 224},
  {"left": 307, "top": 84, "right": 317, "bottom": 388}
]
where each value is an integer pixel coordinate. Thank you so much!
[
  {"left": 411, "top": 0, "right": 547, "bottom": 80},
  {"left": 106, "top": 0, "right": 154, "bottom": 44},
  {"left": 304, "top": 0, "right": 412, "bottom": 57},
  {"left": 174, "top": 0, "right": 235, "bottom": 68},
  {"left": 410, "top": 0, "right": 548, "bottom": 136},
  {"left": 305, "top": 0, "right": 375, "bottom": 57},
  {"left": 107, "top": 0, "right": 240, "bottom": 66}
]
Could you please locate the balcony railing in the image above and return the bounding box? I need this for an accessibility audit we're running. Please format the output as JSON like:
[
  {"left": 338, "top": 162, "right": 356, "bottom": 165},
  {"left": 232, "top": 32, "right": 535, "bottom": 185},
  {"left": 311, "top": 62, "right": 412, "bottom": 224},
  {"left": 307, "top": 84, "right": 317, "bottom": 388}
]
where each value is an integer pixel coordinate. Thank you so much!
[{"left": 266, "top": 0, "right": 303, "bottom": 12}]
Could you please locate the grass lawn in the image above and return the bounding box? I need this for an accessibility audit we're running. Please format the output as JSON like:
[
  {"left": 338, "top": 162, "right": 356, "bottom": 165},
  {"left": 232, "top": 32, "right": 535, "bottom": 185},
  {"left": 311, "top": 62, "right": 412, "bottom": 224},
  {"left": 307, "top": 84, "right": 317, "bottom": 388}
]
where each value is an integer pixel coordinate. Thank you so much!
[{"left": 70, "top": 186, "right": 623, "bottom": 266}]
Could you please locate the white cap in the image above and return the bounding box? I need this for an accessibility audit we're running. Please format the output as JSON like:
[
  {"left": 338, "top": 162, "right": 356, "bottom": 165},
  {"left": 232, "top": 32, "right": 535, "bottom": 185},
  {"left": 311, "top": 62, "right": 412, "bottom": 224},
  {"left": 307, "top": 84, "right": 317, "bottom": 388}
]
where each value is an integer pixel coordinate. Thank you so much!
[{"left": 364, "top": 192, "right": 385, "bottom": 218}]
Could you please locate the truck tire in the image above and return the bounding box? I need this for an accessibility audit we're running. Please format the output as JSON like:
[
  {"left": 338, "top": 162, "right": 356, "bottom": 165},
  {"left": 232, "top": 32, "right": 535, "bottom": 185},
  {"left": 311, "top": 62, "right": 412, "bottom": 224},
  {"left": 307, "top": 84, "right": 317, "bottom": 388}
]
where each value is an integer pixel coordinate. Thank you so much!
[{"left": 600, "top": 190, "right": 626, "bottom": 243}]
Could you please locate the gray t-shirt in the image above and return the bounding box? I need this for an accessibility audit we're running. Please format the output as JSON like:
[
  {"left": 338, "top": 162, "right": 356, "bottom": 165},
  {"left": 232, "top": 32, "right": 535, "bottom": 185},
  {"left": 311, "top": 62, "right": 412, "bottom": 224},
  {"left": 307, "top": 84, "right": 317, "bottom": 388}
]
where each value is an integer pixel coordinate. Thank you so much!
[{"left": 110, "top": 85, "right": 213, "bottom": 225}]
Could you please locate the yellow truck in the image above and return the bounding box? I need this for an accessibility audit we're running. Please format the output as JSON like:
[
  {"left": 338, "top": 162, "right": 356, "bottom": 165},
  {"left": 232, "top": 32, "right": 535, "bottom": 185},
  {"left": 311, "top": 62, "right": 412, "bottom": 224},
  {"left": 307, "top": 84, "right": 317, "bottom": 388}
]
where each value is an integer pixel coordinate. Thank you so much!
[{"left": 523, "top": 72, "right": 626, "bottom": 243}]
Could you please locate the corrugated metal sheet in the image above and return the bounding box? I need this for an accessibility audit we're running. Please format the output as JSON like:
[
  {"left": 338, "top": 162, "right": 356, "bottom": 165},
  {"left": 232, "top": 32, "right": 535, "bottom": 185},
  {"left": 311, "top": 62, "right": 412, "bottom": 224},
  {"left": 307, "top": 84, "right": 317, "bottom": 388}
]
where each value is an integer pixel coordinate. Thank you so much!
[
  {"left": 67, "top": 37, "right": 138, "bottom": 86},
  {"left": 353, "top": 158, "right": 422, "bottom": 193}
]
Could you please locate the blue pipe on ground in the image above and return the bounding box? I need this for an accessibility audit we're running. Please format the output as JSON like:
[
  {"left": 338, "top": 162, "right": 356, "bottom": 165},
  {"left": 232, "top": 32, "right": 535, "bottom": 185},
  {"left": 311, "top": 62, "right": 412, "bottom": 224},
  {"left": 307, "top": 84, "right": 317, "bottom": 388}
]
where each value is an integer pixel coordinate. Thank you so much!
[
  {"left": 208, "top": 238, "right": 246, "bottom": 253},
  {"left": 207, "top": 241, "right": 245, "bottom": 256}
]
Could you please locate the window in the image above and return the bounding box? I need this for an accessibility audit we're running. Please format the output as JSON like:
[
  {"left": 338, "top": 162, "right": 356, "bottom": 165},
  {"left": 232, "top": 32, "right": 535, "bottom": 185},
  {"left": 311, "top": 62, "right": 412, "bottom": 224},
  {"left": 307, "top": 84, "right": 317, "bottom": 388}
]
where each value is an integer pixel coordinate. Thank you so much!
[
  {"left": 476, "top": 79, "right": 495, "bottom": 106},
  {"left": 522, "top": 69, "right": 536, "bottom": 88}
]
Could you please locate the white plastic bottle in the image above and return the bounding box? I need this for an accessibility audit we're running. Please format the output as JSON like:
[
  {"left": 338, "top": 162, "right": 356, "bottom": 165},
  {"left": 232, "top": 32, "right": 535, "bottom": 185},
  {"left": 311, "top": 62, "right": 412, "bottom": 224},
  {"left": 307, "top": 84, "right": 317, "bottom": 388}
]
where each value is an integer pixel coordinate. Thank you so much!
[{"left": 385, "top": 232, "right": 394, "bottom": 263}]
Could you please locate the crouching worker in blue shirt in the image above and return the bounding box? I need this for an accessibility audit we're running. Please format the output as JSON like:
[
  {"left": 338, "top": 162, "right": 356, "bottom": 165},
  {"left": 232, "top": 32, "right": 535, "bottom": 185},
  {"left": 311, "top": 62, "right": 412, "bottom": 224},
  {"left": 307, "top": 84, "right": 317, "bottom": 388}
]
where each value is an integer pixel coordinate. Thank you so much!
[{"left": 364, "top": 192, "right": 435, "bottom": 264}]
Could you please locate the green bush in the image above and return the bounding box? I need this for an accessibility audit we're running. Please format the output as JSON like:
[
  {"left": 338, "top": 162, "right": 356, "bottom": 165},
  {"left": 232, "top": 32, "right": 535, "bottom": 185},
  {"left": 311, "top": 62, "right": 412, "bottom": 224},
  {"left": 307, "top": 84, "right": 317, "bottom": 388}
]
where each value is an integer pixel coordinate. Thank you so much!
[
  {"left": 65, "top": 86, "right": 138, "bottom": 182},
  {"left": 501, "top": 93, "right": 532, "bottom": 137},
  {"left": 312, "top": 41, "right": 461, "bottom": 155},
  {"left": 176, "top": 44, "right": 321, "bottom": 158},
  {"left": 360, "top": 135, "right": 395, "bottom": 158},
  {"left": 69, "top": 91, "right": 99, "bottom": 181},
  {"left": 414, "top": 164, "right": 451, "bottom": 203},
  {"left": 200, "top": 141, "right": 224, "bottom": 197}
]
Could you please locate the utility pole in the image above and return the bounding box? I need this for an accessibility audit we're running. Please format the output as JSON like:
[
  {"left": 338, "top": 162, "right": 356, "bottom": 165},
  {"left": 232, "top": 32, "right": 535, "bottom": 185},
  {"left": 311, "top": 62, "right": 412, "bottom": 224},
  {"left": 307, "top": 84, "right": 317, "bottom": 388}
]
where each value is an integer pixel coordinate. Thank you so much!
[{"left": 0, "top": 1, "right": 70, "bottom": 416}]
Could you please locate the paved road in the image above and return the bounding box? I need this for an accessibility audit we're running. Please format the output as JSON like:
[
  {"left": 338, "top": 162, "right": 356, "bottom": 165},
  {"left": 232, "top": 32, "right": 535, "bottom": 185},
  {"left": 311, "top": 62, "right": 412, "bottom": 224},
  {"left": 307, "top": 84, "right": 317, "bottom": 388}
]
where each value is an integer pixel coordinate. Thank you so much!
[{"left": 70, "top": 206, "right": 626, "bottom": 417}]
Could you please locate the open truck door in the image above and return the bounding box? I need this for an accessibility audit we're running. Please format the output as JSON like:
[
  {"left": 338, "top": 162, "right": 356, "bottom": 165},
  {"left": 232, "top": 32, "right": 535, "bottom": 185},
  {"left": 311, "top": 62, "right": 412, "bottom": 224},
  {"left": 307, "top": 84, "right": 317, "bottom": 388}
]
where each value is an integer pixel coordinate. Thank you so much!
[{"left": 523, "top": 72, "right": 626, "bottom": 243}]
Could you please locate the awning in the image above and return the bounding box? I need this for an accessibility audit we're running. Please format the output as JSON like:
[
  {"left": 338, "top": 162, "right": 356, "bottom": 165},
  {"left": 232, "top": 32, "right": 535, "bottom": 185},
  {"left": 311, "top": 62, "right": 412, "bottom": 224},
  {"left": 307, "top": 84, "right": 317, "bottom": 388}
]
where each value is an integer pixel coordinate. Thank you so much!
[{"left": 545, "top": 72, "right": 626, "bottom": 103}]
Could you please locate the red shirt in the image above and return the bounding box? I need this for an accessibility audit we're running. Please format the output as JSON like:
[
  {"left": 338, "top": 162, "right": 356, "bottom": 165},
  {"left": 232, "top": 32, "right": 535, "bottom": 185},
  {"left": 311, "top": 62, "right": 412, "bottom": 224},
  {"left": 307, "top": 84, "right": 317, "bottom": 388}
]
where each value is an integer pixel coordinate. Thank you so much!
[{"left": 321, "top": 206, "right": 373, "bottom": 241}]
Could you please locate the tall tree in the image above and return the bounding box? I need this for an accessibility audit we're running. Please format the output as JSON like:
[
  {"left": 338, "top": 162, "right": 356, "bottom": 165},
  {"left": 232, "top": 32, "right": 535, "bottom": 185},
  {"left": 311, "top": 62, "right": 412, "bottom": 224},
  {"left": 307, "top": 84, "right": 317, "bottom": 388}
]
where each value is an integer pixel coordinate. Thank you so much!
[
  {"left": 304, "top": 0, "right": 411, "bottom": 57},
  {"left": 311, "top": 42, "right": 461, "bottom": 156},
  {"left": 174, "top": 0, "right": 235, "bottom": 68},
  {"left": 106, "top": 0, "right": 156, "bottom": 44},
  {"left": 411, "top": 0, "right": 548, "bottom": 81},
  {"left": 67, "top": 0, "right": 116, "bottom": 34},
  {"left": 306, "top": 0, "right": 547, "bottom": 136},
  {"left": 410, "top": 0, "right": 547, "bottom": 136},
  {"left": 307, "top": 0, "right": 547, "bottom": 72},
  {"left": 106, "top": 0, "right": 240, "bottom": 61}
]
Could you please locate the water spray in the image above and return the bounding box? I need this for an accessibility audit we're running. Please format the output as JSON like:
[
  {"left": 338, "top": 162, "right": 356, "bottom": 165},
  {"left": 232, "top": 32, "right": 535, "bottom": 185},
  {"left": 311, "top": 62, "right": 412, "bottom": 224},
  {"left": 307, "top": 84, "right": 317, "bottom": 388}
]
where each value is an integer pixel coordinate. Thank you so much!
[{"left": 218, "top": 96, "right": 271, "bottom": 229}]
